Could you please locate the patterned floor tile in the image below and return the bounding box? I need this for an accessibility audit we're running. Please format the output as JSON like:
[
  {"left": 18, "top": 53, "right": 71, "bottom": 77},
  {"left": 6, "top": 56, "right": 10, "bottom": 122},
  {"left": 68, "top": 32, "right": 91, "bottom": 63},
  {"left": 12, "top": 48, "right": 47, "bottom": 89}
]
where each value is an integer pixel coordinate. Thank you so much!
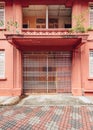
[{"left": 0, "top": 106, "right": 92, "bottom": 130}]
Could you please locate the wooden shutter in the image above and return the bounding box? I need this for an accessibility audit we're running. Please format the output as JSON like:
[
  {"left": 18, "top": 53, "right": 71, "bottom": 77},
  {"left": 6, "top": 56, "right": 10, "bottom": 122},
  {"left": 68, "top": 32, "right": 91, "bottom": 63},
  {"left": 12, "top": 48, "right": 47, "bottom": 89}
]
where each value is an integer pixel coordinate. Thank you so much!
[
  {"left": 0, "top": 3, "right": 4, "bottom": 28},
  {"left": 90, "top": 6, "right": 93, "bottom": 27},
  {"left": 0, "top": 51, "right": 5, "bottom": 78}
]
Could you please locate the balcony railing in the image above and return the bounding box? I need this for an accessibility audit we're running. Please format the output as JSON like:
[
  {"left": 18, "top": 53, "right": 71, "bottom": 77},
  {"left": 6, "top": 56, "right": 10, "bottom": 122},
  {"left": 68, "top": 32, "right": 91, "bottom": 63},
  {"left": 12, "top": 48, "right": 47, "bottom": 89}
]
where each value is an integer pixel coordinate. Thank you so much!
[
  {"left": 22, "top": 28, "right": 89, "bottom": 43},
  {"left": 22, "top": 28, "right": 69, "bottom": 35},
  {"left": 4, "top": 28, "right": 89, "bottom": 43}
]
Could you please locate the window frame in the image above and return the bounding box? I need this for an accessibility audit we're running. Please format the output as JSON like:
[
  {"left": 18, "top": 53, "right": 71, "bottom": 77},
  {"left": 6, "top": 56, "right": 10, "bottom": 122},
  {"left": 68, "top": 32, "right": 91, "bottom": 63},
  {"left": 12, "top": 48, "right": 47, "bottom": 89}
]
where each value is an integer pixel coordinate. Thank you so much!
[
  {"left": 0, "top": 2, "right": 5, "bottom": 29},
  {"left": 89, "top": 4, "right": 93, "bottom": 27},
  {"left": 0, "top": 50, "right": 5, "bottom": 79},
  {"left": 89, "top": 50, "right": 93, "bottom": 78}
]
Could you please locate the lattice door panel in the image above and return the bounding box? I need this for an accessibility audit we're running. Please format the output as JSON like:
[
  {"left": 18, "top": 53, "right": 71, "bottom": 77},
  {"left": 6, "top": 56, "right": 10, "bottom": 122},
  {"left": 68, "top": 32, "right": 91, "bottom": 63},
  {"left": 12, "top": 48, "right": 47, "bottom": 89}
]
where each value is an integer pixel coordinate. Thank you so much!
[
  {"left": 23, "top": 52, "right": 72, "bottom": 93},
  {"left": 55, "top": 53, "right": 72, "bottom": 93},
  {"left": 48, "top": 52, "right": 72, "bottom": 93},
  {"left": 23, "top": 54, "right": 47, "bottom": 93}
]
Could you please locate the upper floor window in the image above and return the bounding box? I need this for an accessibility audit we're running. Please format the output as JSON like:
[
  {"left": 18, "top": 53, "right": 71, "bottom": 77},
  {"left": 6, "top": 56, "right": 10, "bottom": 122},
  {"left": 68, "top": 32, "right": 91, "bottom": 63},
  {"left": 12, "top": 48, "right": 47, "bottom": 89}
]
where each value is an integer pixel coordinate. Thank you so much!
[
  {"left": 0, "top": 3, "right": 5, "bottom": 28},
  {"left": 22, "top": 5, "right": 72, "bottom": 29},
  {"left": 89, "top": 5, "right": 93, "bottom": 27},
  {"left": 89, "top": 50, "right": 93, "bottom": 77},
  {"left": 0, "top": 51, "right": 5, "bottom": 78}
]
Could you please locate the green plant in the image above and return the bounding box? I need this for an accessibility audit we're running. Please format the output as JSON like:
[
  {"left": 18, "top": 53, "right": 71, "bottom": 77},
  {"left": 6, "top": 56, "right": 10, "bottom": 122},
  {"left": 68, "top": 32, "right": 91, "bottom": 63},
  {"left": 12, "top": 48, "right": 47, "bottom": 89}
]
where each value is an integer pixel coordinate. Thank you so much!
[
  {"left": 6, "top": 20, "right": 19, "bottom": 33},
  {"left": 72, "top": 12, "right": 86, "bottom": 33},
  {"left": 0, "top": 20, "right": 4, "bottom": 27},
  {"left": 0, "top": 20, "right": 19, "bottom": 33},
  {"left": 87, "top": 26, "right": 93, "bottom": 31},
  {"left": 69, "top": 28, "right": 74, "bottom": 33}
]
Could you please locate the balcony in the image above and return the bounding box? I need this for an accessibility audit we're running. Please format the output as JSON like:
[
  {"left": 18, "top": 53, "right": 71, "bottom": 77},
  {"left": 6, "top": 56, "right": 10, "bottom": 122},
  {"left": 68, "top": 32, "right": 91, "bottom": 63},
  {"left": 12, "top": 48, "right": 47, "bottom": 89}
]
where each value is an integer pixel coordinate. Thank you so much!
[
  {"left": 5, "top": 28, "right": 88, "bottom": 43},
  {"left": 21, "top": 4, "right": 89, "bottom": 43},
  {"left": 4, "top": 28, "right": 89, "bottom": 52},
  {"left": 21, "top": 28, "right": 88, "bottom": 43}
]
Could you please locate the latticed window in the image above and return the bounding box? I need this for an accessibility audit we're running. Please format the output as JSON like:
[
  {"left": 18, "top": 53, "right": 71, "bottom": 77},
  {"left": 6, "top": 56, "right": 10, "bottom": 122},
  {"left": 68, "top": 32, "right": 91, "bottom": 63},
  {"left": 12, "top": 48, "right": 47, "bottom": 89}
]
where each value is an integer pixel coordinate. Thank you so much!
[
  {"left": 90, "top": 5, "right": 93, "bottom": 27},
  {"left": 89, "top": 50, "right": 93, "bottom": 77},
  {"left": 0, "top": 3, "right": 5, "bottom": 28},
  {"left": 0, "top": 51, "right": 5, "bottom": 78}
]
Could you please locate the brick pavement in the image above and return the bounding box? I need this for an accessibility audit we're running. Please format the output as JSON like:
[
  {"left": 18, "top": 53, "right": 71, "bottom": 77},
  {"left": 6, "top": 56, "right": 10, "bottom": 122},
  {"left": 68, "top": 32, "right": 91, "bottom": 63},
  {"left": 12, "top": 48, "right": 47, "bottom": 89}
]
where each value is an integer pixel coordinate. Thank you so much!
[{"left": 0, "top": 106, "right": 93, "bottom": 130}]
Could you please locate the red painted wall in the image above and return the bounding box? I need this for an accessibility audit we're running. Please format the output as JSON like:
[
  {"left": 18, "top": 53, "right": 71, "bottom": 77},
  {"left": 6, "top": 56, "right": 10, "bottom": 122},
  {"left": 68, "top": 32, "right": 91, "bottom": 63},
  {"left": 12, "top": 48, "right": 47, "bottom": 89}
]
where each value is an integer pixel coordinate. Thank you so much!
[{"left": 0, "top": 0, "right": 93, "bottom": 96}]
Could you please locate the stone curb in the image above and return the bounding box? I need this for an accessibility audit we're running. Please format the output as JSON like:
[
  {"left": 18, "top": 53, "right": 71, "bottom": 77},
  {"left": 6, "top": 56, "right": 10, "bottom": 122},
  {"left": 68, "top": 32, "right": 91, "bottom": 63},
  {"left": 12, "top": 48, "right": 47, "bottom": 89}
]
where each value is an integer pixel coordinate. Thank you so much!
[{"left": 0, "top": 96, "right": 20, "bottom": 106}]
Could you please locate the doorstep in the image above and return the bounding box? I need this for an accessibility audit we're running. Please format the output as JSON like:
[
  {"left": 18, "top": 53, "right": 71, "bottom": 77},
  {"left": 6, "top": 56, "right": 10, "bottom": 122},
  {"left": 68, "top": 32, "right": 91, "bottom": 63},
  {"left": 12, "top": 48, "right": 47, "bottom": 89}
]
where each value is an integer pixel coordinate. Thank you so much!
[
  {"left": 0, "top": 95, "right": 93, "bottom": 106},
  {"left": 17, "top": 95, "right": 93, "bottom": 106}
]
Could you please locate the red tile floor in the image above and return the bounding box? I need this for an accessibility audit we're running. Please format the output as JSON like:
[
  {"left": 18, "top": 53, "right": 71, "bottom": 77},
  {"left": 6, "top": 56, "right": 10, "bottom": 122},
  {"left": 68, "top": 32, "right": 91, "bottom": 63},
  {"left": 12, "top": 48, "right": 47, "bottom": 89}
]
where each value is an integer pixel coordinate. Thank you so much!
[{"left": 0, "top": 106, "right": 93, "bottom": 130}]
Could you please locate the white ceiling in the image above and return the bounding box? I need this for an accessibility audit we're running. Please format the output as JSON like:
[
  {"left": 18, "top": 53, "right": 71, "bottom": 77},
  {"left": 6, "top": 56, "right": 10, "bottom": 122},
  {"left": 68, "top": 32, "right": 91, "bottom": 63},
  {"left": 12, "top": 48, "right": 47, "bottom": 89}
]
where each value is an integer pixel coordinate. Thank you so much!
[{"left": 23, "top": 5, "right": 71, "bottom": 17}]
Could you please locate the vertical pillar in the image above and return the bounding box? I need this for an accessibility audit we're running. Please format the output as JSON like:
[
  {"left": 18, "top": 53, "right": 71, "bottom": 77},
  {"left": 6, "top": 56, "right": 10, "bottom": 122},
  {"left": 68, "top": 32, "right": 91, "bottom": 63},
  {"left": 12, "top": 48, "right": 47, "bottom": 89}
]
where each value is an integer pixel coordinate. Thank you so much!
[
  {"left": 72, "top": 48, "right": 82, "bottom": 96},
  {"left": 12, "top": 47, "right": 22, "bottom": 96},
  {"left": 72, "top": 0, "right": 89, "bottom": 29},
  {"left": 72, "top": 0, "right": 81, "bottom": 28},
  {"left": 46, "top": 6, "right": 48, "bottom": 29},
  {"left": 13, "top": 0, "right": 22, "bottom": 33}
]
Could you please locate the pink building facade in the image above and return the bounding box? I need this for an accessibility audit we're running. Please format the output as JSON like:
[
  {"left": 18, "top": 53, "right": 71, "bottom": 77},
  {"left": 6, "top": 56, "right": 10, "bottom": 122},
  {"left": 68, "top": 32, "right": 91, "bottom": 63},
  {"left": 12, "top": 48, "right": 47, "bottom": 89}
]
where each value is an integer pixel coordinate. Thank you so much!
[{"left": 0, "top": 0, "right": 93, "bottom": 96}]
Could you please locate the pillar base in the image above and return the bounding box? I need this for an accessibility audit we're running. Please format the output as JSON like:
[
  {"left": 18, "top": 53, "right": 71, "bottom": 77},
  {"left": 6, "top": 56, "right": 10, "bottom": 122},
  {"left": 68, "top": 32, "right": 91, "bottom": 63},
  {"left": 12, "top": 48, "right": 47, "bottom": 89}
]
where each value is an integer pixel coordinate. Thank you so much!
[
  {"left": 0, "top": 88, "right": 22, "bottom": 96},
  {"left": 72, "top": 88, "right": 82, "bottom": 96}
]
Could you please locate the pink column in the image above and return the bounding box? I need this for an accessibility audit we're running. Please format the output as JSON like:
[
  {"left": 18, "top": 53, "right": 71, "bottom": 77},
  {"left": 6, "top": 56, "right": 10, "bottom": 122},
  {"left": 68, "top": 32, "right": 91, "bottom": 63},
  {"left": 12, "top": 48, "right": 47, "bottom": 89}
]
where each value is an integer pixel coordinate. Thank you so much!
[
  {"left": 12, "top": 47, "right": 22, "bottom": 96},
  {"left": 72, "top": 0, "right": 89, "bottom": 29},
  {"left": 72, "top": 49, "right": 82, "bottom": 96},
  {"left": 13, "top": 1, "right": 22, "bottom": 33}
]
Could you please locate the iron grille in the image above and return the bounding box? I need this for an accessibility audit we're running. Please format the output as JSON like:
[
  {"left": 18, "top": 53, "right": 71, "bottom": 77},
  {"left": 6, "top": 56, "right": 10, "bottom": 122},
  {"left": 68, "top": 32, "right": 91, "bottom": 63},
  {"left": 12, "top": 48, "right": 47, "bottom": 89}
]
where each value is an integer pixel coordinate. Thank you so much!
[{"left": 23, "top": 51, "right": 72, "bottom": 93}]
